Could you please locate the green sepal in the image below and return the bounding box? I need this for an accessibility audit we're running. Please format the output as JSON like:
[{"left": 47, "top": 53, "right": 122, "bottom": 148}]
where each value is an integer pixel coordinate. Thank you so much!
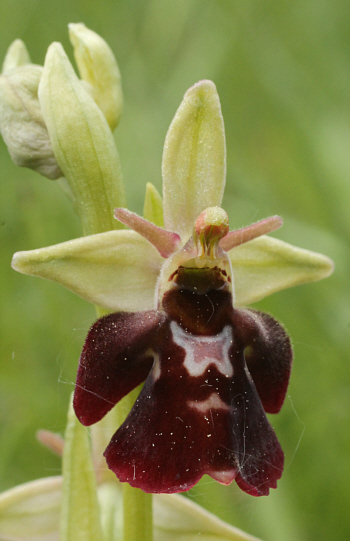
[
  {"left": 230, "top": 235, "right": 334, "bottom": 306},
  {"left": 162, "top": 80, "right": 226, "bottom": 241},
  {"left": 11, "top": 230, "right": 162, "bottom": 311}
]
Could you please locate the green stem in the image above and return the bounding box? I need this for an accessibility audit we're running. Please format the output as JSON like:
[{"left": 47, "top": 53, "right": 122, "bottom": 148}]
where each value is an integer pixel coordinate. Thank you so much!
[
  {"left": 117, "top": 387, "right": 153, "bottom": 541},
  {"left": 123, "top": 485, "right": 153, "bottom": 541}
]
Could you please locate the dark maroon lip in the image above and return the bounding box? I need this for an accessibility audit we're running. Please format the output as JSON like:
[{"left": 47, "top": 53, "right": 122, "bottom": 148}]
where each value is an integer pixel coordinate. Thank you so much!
[{"left": 73, "top": 283, "right": 292, "bottom": 496}]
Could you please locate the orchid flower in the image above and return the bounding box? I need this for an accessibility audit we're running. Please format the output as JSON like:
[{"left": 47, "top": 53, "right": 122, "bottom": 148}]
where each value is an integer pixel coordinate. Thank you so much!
[
  {"left": 74, "top": 205, "right": 292, "bottom": 496},
  {"left": 11, "top": 80, "right": 333, "bottom": 497},
  {"left": 1, "top": 22, "right": 334, "bottom": 541}
]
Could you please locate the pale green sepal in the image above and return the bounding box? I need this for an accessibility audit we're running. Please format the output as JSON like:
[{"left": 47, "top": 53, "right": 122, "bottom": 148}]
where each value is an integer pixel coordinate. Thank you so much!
[
  {"left": 230, "top": 235, "right": 335, "bottom": 306},
  {"left": 0, "top": 476, "right": 61, "bottom": 540},
  {"left": 68, "top": 23, "right": 123, "bottom": 130},
  {"left": 0, "top": 65, "right": 62, "bottom": 179},
  {"left": 162, "top": 80, "right": 226, "bottom": 241},
  {"left": 60, "top": 397, "right": 103, "bottom": 541},
  {"left": 143, "top": 182, "right": 164, "bottom": 227},
  {"left": 38, "top": 42, "right": 125, "bottom": 235},
  {"left": 11, "top": 230, "right": 163, "bottom": 311},
  {"left": 154, "top": 494, "right": 261, "bottom": 541},
  {"left": 2, "top": 39, "right": 31, "bottom": 72}
]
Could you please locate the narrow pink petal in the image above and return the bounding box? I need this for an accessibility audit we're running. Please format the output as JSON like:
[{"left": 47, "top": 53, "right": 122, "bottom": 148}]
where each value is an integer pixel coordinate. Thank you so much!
[
  {"left": 115, "top": 208, "right": 181, "bottom": 257},
  {"left": 219, "top": 216, "right": 283, "bottom": 252}
]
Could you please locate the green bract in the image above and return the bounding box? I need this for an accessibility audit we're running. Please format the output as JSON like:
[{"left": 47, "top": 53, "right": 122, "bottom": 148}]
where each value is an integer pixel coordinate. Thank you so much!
[{"left": 39, "top": 42, "right": 125, "bottom": 235}]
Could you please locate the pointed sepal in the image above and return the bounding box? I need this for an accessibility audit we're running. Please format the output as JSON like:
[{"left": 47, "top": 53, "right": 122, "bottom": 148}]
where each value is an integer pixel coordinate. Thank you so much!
[
  {"left": 230, "top": 235, "right": 334, "bottom": 306},
  {"left": 162, "top": 80, "right": 226, "bottom": 240},
  {"left": 11, "top": 230, "right": 163, "bottom": 312}
]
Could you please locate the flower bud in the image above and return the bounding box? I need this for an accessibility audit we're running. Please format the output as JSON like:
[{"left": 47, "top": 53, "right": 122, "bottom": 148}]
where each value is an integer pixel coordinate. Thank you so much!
[
  {"left": 0, "top": 63, "right": 62, "bottom": 179},
  {"left": 2, "top": 39, "right": 31, "bottom": 72},
  {"left": 69, "top": 23, "right": 123, "bottom": 130}
]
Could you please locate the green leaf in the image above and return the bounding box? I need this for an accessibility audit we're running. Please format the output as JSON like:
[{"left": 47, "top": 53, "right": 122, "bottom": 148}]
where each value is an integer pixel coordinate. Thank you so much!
[
  {"left": 162, "top": 80, "right": 226, "bottom": 241},
  {"left": 60, "top": 398, "right": 103, "bottom": 541},
  {"left": 11, "top": 230, "right": 163, "bottom": 312},
  {"left": 230, "top": 235, "right": 334, "bottom": 306}
]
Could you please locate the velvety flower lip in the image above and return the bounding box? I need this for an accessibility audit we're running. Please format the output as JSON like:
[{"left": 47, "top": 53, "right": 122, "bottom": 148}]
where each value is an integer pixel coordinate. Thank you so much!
[
  {"left": 74, "top": 281, "right": 291, "bottom": 496},
  {"left": 73, "top": 208, "right": 292, "bottom": 497}
]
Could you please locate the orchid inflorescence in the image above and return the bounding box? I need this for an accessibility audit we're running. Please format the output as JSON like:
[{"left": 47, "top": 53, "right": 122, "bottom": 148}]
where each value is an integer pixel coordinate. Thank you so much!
[{"left": 0, "top": 23, "right": 333, "bottom": 541}]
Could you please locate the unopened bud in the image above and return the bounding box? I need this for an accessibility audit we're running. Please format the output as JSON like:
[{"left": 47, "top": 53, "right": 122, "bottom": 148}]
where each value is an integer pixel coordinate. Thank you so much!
[
  {"left": 2, "top": 39, "right": 31, "bottom": 72},
  {"left": 69, "top": 23, "right": 123, "bottom": 130},
  {"left": 0, "top": 63, "right": 62, "bottom": 179}
]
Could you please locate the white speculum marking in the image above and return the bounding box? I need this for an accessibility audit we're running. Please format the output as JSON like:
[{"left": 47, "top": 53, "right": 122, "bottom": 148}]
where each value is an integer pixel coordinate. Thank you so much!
[
  {"left": 170, "top": 321, "right": 234, "bottom": 378},
  {"left": 188, "top": 393, "right": 230, "bottom": 412}
]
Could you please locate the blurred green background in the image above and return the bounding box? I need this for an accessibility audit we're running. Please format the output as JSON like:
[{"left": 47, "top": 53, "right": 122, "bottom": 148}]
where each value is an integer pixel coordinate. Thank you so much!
[{"left": 0, "top": 2, "right": 349, "bottom": 540}]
